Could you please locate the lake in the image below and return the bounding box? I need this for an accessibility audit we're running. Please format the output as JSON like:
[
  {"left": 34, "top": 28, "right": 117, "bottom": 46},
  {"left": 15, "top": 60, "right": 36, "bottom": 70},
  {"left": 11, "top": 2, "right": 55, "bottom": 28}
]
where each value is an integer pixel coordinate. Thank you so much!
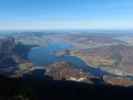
[{"left": 28, "top": 42, "right": 109, "bottom": 78}]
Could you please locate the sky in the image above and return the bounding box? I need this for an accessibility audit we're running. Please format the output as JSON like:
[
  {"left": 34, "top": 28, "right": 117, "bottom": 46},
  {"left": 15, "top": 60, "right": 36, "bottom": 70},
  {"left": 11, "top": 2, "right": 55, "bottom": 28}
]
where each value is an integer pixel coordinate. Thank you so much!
[{"left": 0, "top": 0, "right": 132, "bottom": 30}]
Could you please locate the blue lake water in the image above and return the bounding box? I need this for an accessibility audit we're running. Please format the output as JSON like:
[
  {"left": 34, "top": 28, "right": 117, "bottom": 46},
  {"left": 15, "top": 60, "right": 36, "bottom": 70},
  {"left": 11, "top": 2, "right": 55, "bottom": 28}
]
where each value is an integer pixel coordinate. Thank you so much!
[{"left": 28, "top": 42, "right": 108, "bottom": 78}]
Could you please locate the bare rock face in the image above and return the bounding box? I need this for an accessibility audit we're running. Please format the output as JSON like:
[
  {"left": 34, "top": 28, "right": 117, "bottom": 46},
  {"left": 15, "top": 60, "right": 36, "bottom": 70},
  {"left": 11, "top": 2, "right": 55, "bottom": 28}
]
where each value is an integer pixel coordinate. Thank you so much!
[{"left": 45, "top": 61, "right": 92, "bottom": 83}]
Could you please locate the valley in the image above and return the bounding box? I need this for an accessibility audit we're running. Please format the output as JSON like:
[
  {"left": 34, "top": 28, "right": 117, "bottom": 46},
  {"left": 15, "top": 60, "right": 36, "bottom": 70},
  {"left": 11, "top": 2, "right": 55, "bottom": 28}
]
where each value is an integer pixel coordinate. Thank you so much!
[{"left": 0, "top": 31, "right": 133, "bottom": 87}]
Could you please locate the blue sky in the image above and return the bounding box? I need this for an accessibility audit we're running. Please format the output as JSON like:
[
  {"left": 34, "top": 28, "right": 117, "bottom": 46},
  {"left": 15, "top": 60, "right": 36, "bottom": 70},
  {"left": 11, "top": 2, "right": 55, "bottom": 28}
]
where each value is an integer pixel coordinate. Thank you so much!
[{"left": 0, "top": 0, "right": 132, "bottom": 30}]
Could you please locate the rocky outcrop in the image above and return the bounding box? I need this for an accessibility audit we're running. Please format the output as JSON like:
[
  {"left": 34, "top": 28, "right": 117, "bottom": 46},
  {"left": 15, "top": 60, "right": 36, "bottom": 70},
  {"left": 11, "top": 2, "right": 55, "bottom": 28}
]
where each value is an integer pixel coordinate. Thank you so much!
[{"left": 45, "top": 61, "right": 93, "bottom": 83}]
